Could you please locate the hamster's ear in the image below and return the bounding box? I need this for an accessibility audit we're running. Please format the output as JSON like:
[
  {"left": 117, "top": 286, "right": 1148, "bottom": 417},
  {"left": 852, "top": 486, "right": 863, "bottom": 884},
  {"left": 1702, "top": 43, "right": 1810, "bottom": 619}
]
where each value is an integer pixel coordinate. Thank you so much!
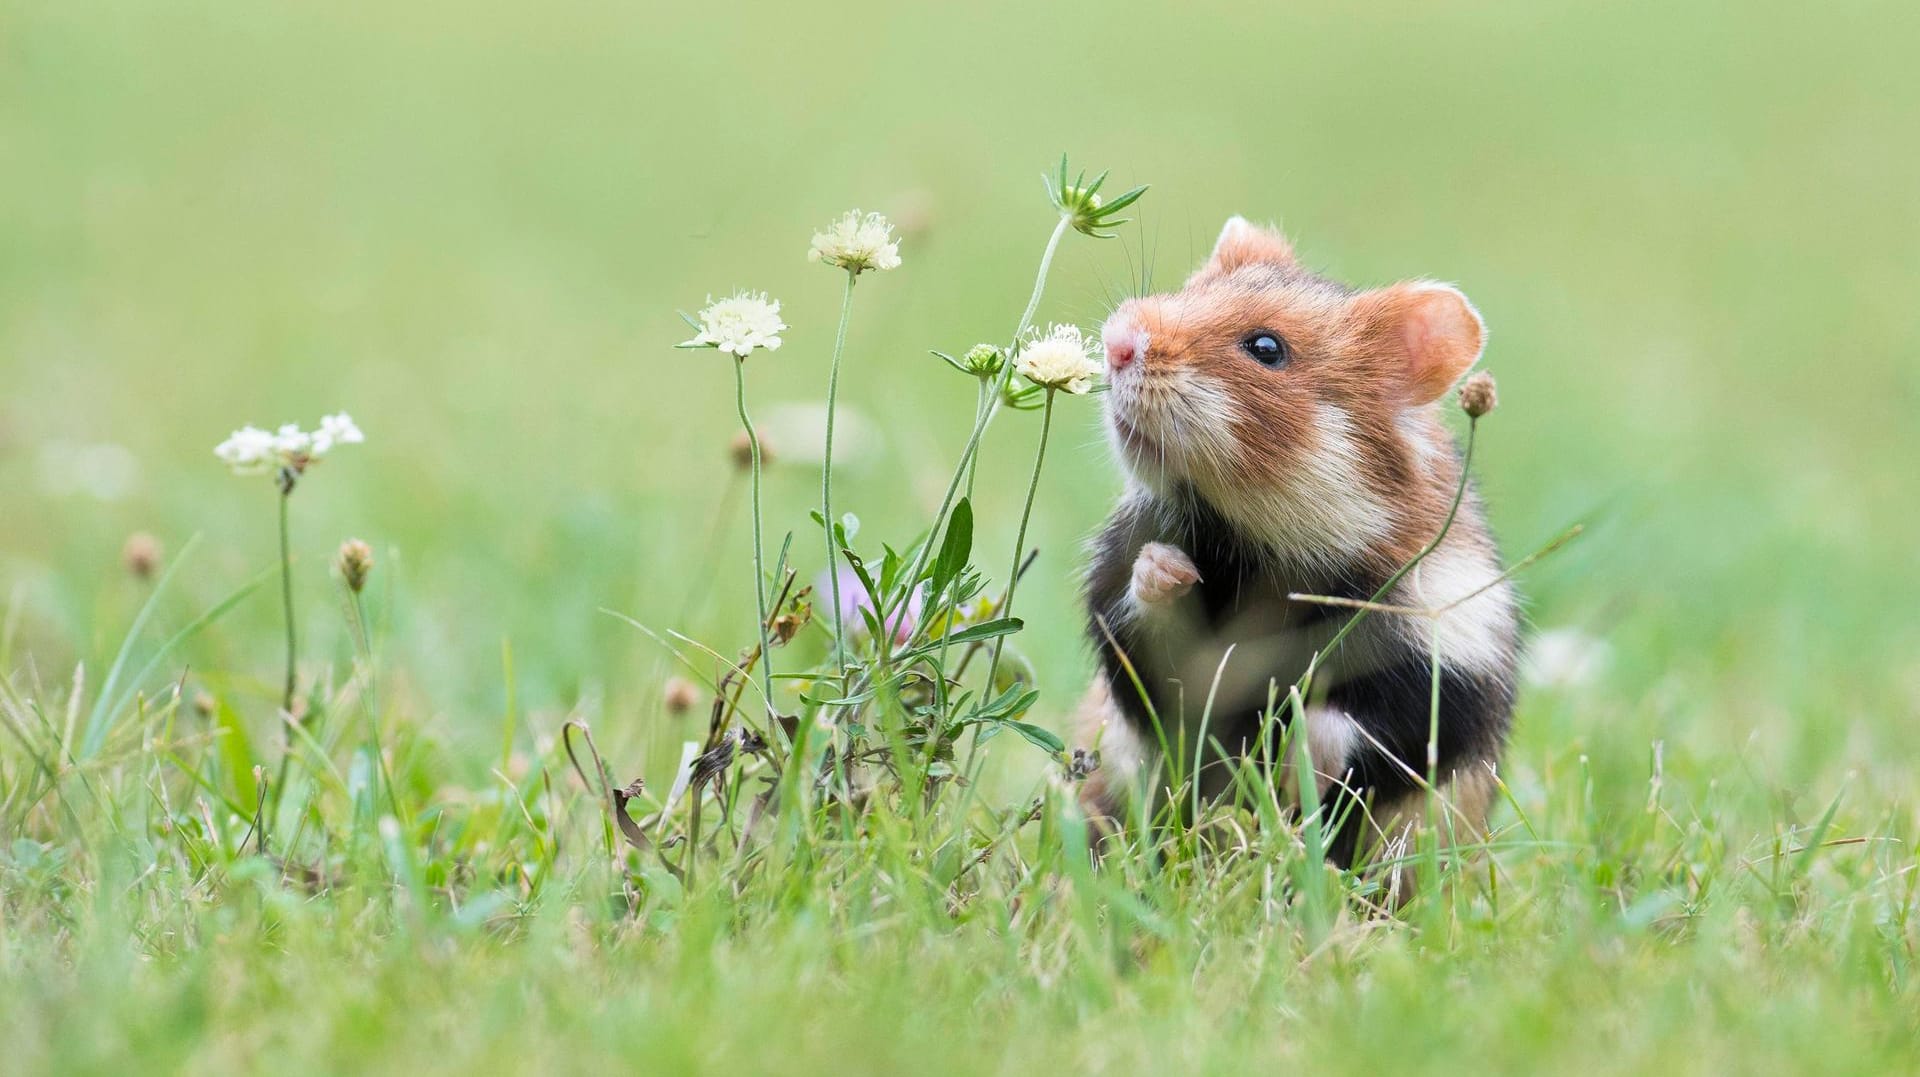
[
  {"left": 1355, "top": 282, "right": 1485, "bottom": 404},
  {"left": 1198, "top": 216, "right": 1295, "bottom": 276}
]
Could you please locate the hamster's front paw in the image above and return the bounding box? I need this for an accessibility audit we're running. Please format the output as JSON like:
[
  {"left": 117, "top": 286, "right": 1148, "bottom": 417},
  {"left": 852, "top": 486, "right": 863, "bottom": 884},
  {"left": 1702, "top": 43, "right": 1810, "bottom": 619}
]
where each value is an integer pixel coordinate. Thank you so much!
[{"left": 1131, "top": 542, "right": 1201, "bottom": 609}]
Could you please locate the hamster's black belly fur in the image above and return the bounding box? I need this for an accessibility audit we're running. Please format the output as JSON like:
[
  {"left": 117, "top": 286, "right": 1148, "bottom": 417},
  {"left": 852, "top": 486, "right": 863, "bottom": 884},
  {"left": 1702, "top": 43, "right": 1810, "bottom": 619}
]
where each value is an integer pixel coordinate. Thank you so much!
[{"left": 1084, "top": 484, "right": 1516, "bottom": 867}]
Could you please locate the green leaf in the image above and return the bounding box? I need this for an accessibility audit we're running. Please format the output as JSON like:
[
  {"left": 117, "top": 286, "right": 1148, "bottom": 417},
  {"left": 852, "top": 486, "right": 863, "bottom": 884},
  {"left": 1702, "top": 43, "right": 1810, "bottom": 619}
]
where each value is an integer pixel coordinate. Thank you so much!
[
  {"left": 215, "top": 700, "right": 259, "bottom": 810},
  {"left": 970, "top": 684, "right": 1039, "bottom": 724},
  {"left": 857, "top": 602, "right": 886, "bottom": 642},
  {"left": 841, "top": 547, "right": 877, "bottom": 598},
  {"left": 801, "top": 686, "right": 878, "bottom": 707},
  {"left": 87, "top": 542, "right": 277, "bottom": 759},
  {"left": 1098, "top": 184, "right": 1149, "bottom": 215},
  {"left": 936, "top": 617, "right": 1022, "bottom": 646},
  {"left": 1004, "top": 721, "right": 1065, "bottom": 755},
  {"left": 929, "top": 498, "right": 973, "bottom": 596}
]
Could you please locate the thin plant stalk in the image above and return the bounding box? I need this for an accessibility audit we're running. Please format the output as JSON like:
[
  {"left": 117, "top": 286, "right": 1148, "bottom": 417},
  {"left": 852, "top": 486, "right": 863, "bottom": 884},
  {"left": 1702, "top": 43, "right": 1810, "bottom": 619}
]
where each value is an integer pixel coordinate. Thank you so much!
[
  {"left": 1292, "top": 414, "right": 1479, "bottom": 883},
  {"left": 347, "top": 585, "right": 404, "bottom": 825},
  {"left": 1297, "top": 418, "right": 1479, "bottom": 697},
  {"left": 734, "top": 356, "right": 776, "bottom": 721},
  {"left": 885, "top": 215, "right": 1072, "bottom": 647},
  {"left": 277, "top": 485, "right": 297, "bottom": 719},
  {"left": 967, "top": 216, "right": 1071, "bottom": 499},
  {"left": 820, "top": 269, "right": 857, "bottom": 673},
  {"left": 984, "top": 387, "right": 1056, "bottom": 694},
  {"left": 271, "top": 480, "right": 298, "bottom": 814}
]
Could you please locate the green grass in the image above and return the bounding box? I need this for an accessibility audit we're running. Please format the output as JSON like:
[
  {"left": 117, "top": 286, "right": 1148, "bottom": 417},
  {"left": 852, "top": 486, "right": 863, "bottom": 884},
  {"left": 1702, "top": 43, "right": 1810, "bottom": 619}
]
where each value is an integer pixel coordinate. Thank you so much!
[{"left": 5, "top": 1, "right": 1920, "bottom": 1073}]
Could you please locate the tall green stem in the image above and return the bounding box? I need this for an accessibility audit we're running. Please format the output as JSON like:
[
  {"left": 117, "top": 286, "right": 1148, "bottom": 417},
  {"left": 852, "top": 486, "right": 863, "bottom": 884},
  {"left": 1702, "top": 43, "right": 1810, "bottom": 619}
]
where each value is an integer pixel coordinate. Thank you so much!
[
  {"left": 984, "top": 388, "right": 1055, "bottom": 692},
  {"left": 820, "top": 270, "right": 857, "bottom": 672},
  {"left": 967, "top": 216, "right": 1071, "bottom": 498},
  {"left": 278, "top": 488, "right": 297, "bottom": 720},
  {"left": 735, "top": 356, "right": 776, "bottom": 719},
  {"left": 349, "top": 587, "right": 403, "bottom": 824},
  {"left": 269, "top": 483, "right": 298, "bottom": 821},
  {"left": 884, "top": 215, "right": 1073, "bottom": 649}
]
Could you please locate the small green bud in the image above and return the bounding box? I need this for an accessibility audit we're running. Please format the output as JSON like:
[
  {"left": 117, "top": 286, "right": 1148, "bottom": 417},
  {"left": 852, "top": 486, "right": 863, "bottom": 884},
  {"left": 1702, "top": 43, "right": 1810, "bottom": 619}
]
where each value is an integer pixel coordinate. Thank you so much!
[
  {"left": 961, "top": 343, "right": 1005, "bottom": 377},
  {"left": 1044, "top": 155, "right": 1148, "bottom": 239}
]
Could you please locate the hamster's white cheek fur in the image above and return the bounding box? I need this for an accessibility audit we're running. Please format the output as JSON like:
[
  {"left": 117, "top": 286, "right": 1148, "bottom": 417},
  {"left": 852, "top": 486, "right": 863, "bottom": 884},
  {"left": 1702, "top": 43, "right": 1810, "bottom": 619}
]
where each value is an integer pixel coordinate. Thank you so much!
[
  {"left": 1395, "top": 542, "right": 1516, "bottom": 674},
  {"left": 1107, "top": 369, "right": 1244, "bottom": 485},
  {"left": 1217, "top": 403, "right": 1397, "bottom": 568}
]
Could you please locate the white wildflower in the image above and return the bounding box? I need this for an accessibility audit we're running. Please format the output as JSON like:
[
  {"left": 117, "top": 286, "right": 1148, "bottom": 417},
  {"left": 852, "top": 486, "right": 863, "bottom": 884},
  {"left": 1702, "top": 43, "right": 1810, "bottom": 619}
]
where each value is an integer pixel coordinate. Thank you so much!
[
  {"left": 1014, "top": 323, "right": 1101, "bottom": 394},
  {"left": 312, "top": 412, "right": 364, "bottom": 455},
  {"left": 807, "top": 210, "right": 902, "bottom": 275},
  {"left": 271, "top": 423, "right": 311, "bottom": 458},
  {"left": 684, "top": 291, "right": 787, "bottom": 358},
  {"left": 1524, "top": 627, "right": 1611, "bottom": 689},
  {"left": 216, "top": 413, "right": 364, "bottom": 479},
  {"left": 214, "top": 426, "right": 279, "bottom": 476}
]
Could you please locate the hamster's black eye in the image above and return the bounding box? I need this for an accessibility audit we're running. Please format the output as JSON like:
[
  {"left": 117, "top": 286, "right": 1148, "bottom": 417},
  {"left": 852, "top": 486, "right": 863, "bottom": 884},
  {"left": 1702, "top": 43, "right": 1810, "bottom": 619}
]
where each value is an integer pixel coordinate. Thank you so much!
[{"left": 1241, "top": 331, "right": 1289, "bottom": 367}]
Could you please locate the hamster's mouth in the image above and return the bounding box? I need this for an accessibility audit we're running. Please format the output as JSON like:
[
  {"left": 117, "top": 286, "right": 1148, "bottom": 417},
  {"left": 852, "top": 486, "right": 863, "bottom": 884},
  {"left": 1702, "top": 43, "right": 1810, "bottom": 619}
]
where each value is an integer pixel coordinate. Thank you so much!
[
  {"left": 1106, "top": 406, "right": 1179, "bottom": 479},
  {"left": 1110, "top": 412, "right": 1156, "bottom": 454}
]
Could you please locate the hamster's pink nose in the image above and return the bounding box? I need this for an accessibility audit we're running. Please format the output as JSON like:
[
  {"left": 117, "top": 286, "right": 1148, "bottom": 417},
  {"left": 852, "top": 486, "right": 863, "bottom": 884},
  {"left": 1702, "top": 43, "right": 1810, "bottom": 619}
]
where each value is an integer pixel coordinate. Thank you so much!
[{"left": 1103, "top": 323, "right": 1147, "bottom": 371}]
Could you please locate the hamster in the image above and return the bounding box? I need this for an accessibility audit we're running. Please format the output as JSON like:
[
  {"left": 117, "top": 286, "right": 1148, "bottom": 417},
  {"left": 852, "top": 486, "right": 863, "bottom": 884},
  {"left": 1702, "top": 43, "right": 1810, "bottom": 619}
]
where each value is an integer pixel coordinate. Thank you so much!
[{"left": 1077, "top": 216, "right": 1518, "bottom": 869}]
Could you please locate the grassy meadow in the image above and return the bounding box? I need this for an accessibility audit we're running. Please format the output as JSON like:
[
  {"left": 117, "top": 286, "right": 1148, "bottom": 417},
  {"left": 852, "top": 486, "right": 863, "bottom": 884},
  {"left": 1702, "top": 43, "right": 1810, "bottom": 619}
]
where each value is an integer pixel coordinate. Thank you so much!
[{"left": 4, "top": 1, "right": 1920, "bottom": 1072}]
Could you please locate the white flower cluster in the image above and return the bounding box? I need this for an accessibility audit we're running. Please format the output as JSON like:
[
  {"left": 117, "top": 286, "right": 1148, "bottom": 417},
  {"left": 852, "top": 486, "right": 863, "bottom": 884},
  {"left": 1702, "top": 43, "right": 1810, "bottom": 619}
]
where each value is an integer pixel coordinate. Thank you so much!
[
  {"left": 1014, "top": 324, "right": 1101, "bottom": 395},
  {"left": 807, "top": 210, "right": 902, "bottom": 275},
  {"left": 215, "top": 412, "right": 364, "bottom": 477},
  {"left": 685, "top": 292, "right": 788, "bottom": 358}
]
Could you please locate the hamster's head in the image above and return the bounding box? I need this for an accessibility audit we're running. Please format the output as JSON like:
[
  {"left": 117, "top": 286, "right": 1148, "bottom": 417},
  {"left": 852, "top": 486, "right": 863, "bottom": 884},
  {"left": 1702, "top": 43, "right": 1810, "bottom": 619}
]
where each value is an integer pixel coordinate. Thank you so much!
[{"left": 1100, "top": 217, "right": 1486, "bottom": 560}]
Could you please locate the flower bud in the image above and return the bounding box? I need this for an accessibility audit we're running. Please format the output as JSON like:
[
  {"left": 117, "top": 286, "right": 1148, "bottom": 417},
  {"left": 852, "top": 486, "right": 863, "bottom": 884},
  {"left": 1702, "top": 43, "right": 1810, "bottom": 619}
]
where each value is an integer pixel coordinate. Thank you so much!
[
  {"left": 961, "top": 343, "right": 1005, "bottom": 377},
  {"left": 1045, "top": 156, "right": 1147, "bottom": 239},
  {"left": 122, "top": 532, "right": 162, "bottom": 580},
  {"left": 337, "top": 539, "right": 374, "bottom": 593},
  {"left": 1458, "top": 371, "right": 1498, "bottom": 418},
  {"left": 729, "top": 430, "right": 772, "bottom": 471},
  {"left": 662, "top": 676, "right": 700, "bottom": 716}
]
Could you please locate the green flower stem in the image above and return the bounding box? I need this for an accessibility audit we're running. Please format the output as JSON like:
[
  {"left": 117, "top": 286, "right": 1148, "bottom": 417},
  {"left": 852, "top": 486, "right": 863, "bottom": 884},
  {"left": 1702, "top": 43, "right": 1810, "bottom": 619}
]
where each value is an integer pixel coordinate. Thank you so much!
[
  {"left": 1012, "top": 219, "right": 1070, "bottom": 363},
  {"left": 821, "top": 270, "right": 857, "bottom": 674},
  {"left": 983, "top": 387, "right": 1055, "bottom": 694},
  {"left": 351, "top": 587, "right": 404, "bottom": 824},
  {"left": 883, "top": 215, "right": 1072, "bottom": 648},
  {"left": 735, "top": 355, "right": 776, "bottom": 721},
  {"left": 270, "top": 483, "right": 297, "bottom": 821},
  {"left": 278, "top": 488, "right": 297, "bottom": 719},
  {"left": 967, "top": 215, "right": 1071, "bottom": 499}
]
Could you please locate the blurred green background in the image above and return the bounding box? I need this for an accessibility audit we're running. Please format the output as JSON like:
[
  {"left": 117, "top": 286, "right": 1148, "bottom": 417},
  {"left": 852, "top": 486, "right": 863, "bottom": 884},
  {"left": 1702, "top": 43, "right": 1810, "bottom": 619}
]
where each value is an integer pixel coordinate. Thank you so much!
[{"left": 3, "top": 0, "right": 1916, "bottom": 799}]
